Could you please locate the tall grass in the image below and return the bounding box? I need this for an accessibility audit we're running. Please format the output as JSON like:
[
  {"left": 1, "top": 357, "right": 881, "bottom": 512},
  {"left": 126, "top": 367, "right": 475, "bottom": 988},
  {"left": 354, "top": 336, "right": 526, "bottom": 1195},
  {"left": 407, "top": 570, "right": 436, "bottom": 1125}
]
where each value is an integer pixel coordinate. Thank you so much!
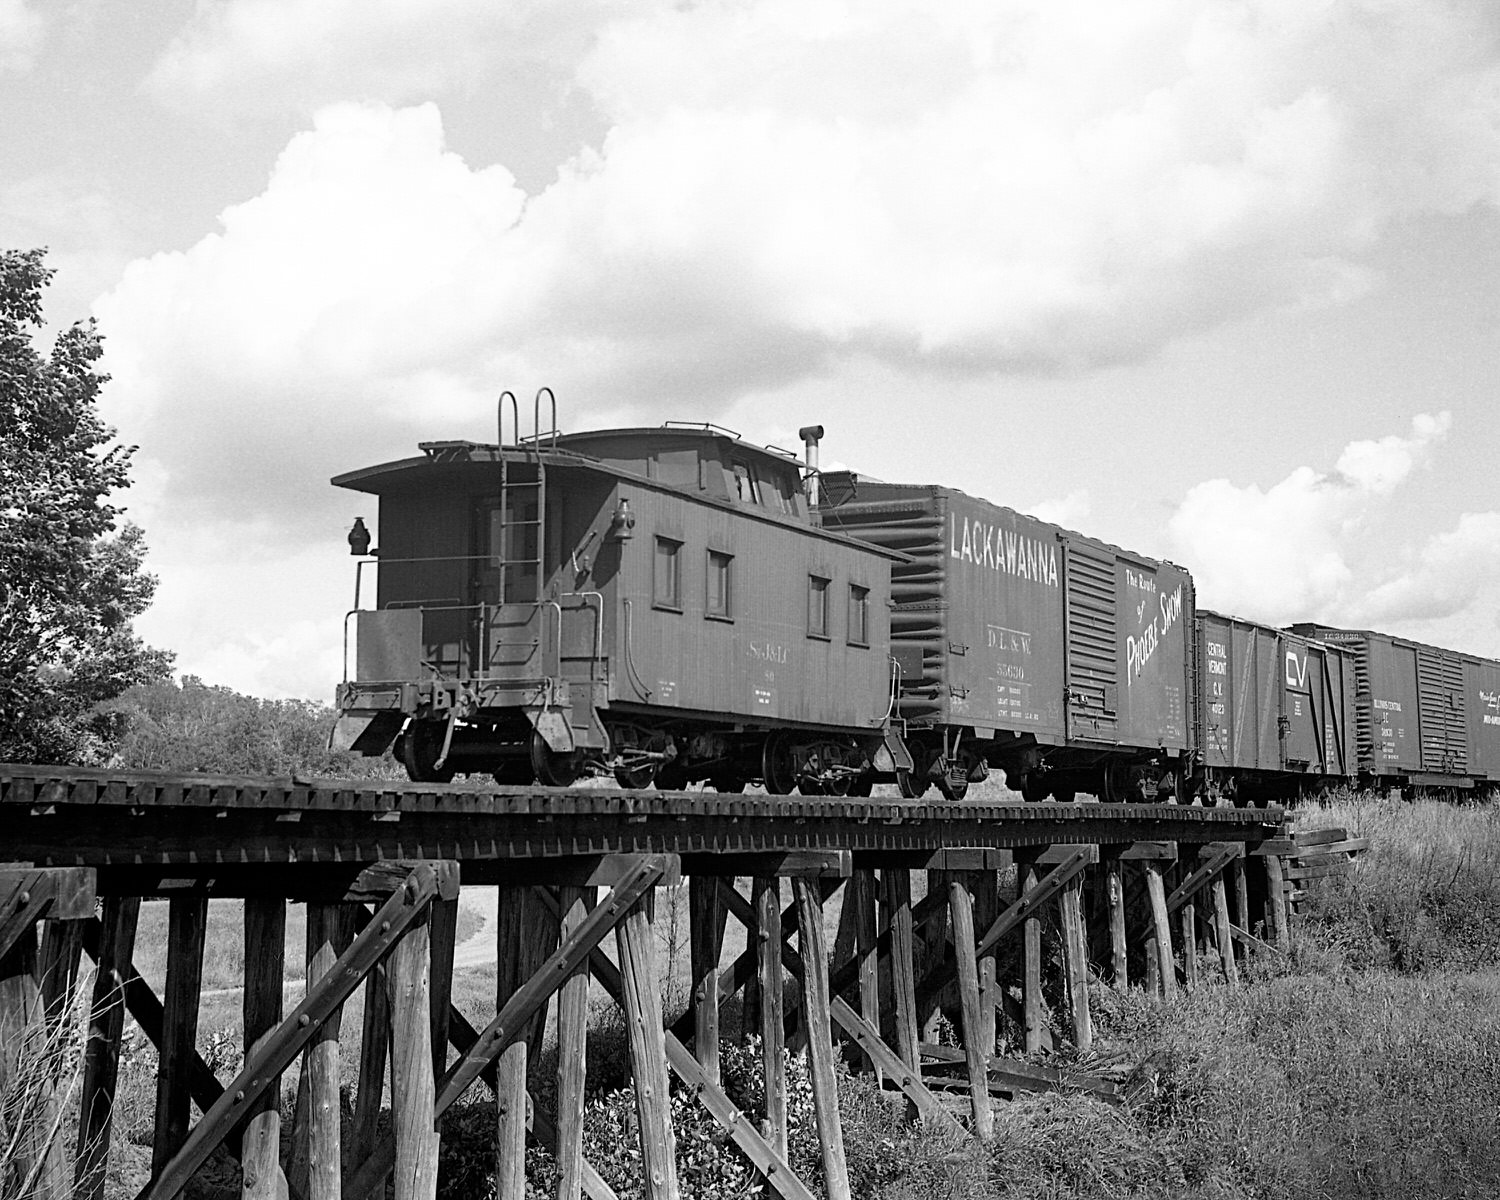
[{"left": 1297, "top": 792, "right": 1500, "bottom": 971}]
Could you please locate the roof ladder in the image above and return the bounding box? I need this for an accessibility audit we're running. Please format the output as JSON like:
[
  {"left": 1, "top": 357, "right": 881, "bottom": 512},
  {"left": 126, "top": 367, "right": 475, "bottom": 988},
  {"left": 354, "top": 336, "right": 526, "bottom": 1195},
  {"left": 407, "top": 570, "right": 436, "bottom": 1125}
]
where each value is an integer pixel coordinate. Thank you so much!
[{"left": 495, "top": 387, "right": 559, "bottom": 607}]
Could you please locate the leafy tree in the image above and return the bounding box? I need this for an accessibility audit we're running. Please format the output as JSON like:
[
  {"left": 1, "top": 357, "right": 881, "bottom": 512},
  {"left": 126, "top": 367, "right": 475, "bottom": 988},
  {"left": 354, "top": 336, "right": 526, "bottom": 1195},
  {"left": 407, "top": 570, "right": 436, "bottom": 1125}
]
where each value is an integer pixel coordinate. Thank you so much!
[
  {"left": 108, "top": 677, "right": 400, "bottom": 778},
  {"left": 0, "top": 248, "right": 172, "bottom": 763}
]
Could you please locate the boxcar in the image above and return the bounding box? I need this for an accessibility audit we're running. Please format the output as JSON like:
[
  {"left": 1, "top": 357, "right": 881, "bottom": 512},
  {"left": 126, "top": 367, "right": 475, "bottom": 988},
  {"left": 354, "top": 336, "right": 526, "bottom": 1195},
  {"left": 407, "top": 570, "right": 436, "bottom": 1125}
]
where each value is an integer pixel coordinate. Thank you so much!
[
  {"left": 819, "top": 475, "right": 1194, "bottom": 801},
  {"left": 332, "top": 419, "right": 906, "bottom": 792},
  {"left": 1193, "top": 611, "right": 1357, "bottom": 804},
  {"left": 1290, "top": 624, "right": 1500, "bottom": 795}
]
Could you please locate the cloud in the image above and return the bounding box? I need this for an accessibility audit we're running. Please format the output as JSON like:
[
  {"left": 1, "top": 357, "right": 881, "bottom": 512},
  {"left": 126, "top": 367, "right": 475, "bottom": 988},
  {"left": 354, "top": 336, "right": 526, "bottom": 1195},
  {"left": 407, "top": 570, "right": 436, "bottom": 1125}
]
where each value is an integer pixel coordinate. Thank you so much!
[
  {"left": 0, "top": 0, "right": 44, "bottom": 74},
  {"left": 1168, "top": 412, "right": 1450, "bottom": 622},
  {"left": 1354, "top": 511, "right": 1500, "bottom": 625},
  {"left": 1027, "top": 490, "right": 1092, "bottom": 530},
  {"left": 145, "top": 0, "right": 615, "bottom": 116}
]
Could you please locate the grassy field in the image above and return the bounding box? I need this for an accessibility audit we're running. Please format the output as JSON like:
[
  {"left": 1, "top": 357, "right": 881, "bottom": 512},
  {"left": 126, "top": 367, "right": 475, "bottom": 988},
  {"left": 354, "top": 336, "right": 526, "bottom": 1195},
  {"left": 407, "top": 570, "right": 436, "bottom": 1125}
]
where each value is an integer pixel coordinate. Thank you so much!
[{"left": 10, "top": 790, "right": 1500, "bottom": 1199}]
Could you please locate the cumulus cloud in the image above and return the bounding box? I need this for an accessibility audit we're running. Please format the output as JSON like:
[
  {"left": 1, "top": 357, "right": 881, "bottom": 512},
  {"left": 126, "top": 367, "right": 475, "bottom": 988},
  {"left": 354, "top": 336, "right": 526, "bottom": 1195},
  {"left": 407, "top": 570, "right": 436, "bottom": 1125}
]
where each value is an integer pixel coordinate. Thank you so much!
[
  {"left": 1167, "top": 412, "right": 1450, "bottom": 623},
  {"left": 0, "top": 0, "right": 44, "bottom": 73},
  {"left": 1355, "top": 511, "right": 1500, "bottom": 625},
  {"left": 114, "top": 2, "right": 1500, "bottom": 431},
  {"left": 145, "top": 0, "right": 612, "bottom": 114},
  {"left": 1027, "top": 490, "right": 1092, "bottom": 530}
]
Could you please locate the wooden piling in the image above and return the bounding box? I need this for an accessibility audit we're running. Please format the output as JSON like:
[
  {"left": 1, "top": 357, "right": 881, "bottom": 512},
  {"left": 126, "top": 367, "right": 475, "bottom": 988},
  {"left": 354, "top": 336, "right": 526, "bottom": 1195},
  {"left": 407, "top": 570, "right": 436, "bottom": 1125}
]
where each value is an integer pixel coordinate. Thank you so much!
[
  {"left": 1230, "top": 856, "right": 1251, "bottom": 939},
  {"left": 968, "top": 869, "right": 999, "bottom": 1058},
  {"left": 1264, "top": 852, "right": 1288, "bottom": 946},
  {"left": 1143, "top": 862, "right": 1175, "bottom": 998},
  {"left": 946, "top": 879, "right": 993, "bottom": 1142},
  {"left": 1058, "top": 874, "right": 1092, "bottom": 1052},
  {"left": 793, "top": 876, "right": 851, "bottom": 1200},
  {"left": 303, "top": 904, "right": 351, "bottom": 1200},
  {"left": 615, "top": 888, "right": 679, "bottom": 1200},
  {"left": 689, "top": 874, "right": 726, "bottom": 1085},
  {"left": 1106, "top": 862, "right": 1128, "bottom": 990},
  {"left": 1180, "top": 896, "right": 1199, "bottom": 992},
  {"left": 753, "top": 876, "right": 788, "bottom": 1157},
  {"left": 0, "top": 922, "right": 47, "bottom": 1196},
  {"left": 556, "top": 885, "right": 593, "bottom": 1200},
  {"left": 241, "top": 897, "right": 287, "bottom": 1200},
  {"left": 1210, "top": 875, "right": 1239, "bottom": 988},
  {"left": 152, "top": 894, "right": 207, "bottom": 1179},
  {"left": 495, "top": 885, "right": 536, "bottom": 1200},
  {"left": 1020, "top": 863, "right": 1045, "bottom": 1054},
  {"left": 77, "top": 896, "right": 141, "bottom": 1200},
  {"left": 349, "top": 958, "right": 390, "bottom": 1200},
  {"left": 851, "top": 868, "right": 881, "bottom": 1077},
  {"left": 389, "top": 909, "right": 438, "bottom": 1200},
  {"left": 879, "top": 869, "right": 920, "bottom": 1080}
]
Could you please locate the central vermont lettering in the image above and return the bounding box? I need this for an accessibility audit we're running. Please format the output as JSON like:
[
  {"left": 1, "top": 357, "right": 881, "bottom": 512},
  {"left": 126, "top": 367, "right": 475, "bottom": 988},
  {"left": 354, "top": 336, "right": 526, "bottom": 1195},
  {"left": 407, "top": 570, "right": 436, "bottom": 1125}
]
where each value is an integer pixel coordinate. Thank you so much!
[{"left": 949, "top": 512, "right": 1060, "bottom": 587}]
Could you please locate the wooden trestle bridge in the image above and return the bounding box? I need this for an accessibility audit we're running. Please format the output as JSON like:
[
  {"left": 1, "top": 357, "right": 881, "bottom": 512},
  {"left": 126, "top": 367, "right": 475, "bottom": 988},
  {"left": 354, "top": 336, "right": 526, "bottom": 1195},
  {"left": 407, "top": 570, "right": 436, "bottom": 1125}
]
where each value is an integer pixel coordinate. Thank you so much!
[{"left": 0, "top": 764, "right": 1299, "bottom": 1200}]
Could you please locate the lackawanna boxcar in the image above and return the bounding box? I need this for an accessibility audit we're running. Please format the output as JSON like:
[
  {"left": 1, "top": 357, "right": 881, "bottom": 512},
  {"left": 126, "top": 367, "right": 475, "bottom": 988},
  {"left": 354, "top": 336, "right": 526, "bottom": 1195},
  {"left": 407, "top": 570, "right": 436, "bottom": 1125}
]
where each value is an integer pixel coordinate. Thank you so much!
[
  {"left": 1193, "top": 611, "right": 1357, "bottom": 804},
  {"left": 1289, "top": 624, "right": 1500, "bottom": 796},
  {"left": 818, "top": 474, "right": 1194, "bottom": 802},
  {"left": 331, "top": 408, "right": 908, "bottom": 792}
]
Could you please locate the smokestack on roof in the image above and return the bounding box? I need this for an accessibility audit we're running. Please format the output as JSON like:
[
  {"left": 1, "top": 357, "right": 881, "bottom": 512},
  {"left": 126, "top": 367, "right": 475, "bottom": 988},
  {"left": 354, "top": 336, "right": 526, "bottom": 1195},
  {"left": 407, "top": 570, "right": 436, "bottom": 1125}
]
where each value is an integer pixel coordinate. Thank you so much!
[{"left": 799, "top": 425, "right": 824, "bottom": 507}]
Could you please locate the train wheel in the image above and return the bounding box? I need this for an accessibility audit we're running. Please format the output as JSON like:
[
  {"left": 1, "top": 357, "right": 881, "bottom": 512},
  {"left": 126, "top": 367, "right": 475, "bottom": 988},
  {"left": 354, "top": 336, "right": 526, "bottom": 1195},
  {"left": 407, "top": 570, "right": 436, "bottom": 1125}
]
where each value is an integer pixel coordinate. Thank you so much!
[
  {"left": 400, "top": 721, "right": 456, "bottom": 784},
  {"left": 710, "top": 774, "right": 745, "bottom": 793},
  {"left": 1020, "top": 773, "right": 1049, "bottom": 803},
  {"left": 612, "top": 726, "right": 670, "bottom": 790},
  {"left": 935, "top": 755, "right": 970, "bottom": 802},
  {"left": 847, "top": 774, "right": 873, "bottom": 797},
  {"left": 529, "top": 730, "right": 583, "bottom": 788},
  {"left": 762, "top": 732, "right": 797, "bottom": 796},
  {"left": 897, "top": 746, "right": 931, "bottom": 799}
]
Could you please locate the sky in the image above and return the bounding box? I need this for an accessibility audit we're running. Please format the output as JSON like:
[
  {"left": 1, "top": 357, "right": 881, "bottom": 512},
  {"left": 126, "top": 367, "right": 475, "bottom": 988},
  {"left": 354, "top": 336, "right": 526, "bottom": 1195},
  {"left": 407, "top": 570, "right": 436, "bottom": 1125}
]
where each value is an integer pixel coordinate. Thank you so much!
[{"left": 3, "top": 0, "right": 1499, "bottom": 702}]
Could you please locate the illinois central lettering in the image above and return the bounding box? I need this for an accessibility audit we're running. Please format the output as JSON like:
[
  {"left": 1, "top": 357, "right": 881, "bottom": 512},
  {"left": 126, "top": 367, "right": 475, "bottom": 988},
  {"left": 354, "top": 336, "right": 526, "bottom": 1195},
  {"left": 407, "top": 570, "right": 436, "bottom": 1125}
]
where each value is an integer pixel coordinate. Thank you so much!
[{"left": 949, "top": 513, "right": 1060, "bottom": 588}]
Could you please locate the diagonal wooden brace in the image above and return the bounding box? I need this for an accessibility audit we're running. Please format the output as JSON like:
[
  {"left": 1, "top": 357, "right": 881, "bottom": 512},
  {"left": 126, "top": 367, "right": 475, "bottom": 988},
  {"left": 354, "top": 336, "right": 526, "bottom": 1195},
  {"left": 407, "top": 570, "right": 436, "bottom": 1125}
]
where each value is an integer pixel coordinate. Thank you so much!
[
  {"left": 708, "top": 889, "right": 966, "bottom": 1140},
  {"left": 137, "top": 861, "right": 458, "bottom": 1200},
  {"left": 1165, "top": 843, "right": 1242, "bottom": 915},
  {"left": 77, "top": 916, "right": 241, "bottom": 1160},
  {"left": 914, "top": 847, "right": 1093, "bottom": 1012},
  {"left": 0, "top": 866, "right": 95, "bottom": 960},
  {"left": 444, "top": 1007, "right": 620, "bottom": 1200},
  {"left": 343, "top": 856, "right": 667, "bottom": 1200},
  {"left": 574, "top": 924, "right": 819, "bottom": 1200}
]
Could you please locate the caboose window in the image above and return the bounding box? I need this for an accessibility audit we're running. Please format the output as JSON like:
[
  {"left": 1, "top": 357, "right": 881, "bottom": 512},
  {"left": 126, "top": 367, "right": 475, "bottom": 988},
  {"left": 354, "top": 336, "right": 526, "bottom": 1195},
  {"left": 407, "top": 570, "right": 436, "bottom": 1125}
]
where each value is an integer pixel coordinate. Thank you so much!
[
  {"left": 731, "top": 460, "right": 760, "bottom": 505},
  {"left": 848, "top": 584, "right": 869, "bottom": 646},
  {"left": 808, "top": 575, "right": 830, "bottom": 639},
  {"left": 654, "top": 537, "right": 682, "bottom": 610},
  {"left": 707, "top": 551, "right": 733, "bottom": 619}
]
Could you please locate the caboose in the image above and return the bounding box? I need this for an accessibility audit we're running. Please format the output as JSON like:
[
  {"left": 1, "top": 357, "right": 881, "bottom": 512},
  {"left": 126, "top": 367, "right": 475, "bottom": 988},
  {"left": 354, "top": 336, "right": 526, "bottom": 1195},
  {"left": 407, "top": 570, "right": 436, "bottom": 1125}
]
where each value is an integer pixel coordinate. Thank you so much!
[{"left": 331, "top": 394, "right": 907, "bottom": 791}]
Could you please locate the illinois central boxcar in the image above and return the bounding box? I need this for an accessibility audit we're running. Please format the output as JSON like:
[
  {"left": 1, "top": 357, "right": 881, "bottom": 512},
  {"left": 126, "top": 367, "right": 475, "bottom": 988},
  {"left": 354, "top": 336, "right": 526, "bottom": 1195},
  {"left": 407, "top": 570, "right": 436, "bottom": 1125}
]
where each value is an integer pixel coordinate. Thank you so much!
[
  {"left": 818, "top": 474, "right": 1194, "bottom": 801},
  {"left": 332, "top": 403, "right": 906, "bottom": 791},
  {"left": 1193, "top": 611, "right": 1357, "bottom": 804},
  {"left": 1289, "top": 623, "right": 1500, "bottom": 795}
]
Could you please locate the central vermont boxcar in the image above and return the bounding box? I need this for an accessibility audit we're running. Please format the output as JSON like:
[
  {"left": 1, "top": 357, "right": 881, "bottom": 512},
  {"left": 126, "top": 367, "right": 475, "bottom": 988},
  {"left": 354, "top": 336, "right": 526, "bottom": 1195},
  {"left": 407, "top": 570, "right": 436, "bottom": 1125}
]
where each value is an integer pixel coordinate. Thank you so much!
[
  {"left": 1193, "top": 611, "right": 1358, "bottom": 803},
  {"left": 332, "top": 407, "right": 906, "bottom": 792},
  {"left": 818, "top": 474, "right": 1194, "bottom": 801}
]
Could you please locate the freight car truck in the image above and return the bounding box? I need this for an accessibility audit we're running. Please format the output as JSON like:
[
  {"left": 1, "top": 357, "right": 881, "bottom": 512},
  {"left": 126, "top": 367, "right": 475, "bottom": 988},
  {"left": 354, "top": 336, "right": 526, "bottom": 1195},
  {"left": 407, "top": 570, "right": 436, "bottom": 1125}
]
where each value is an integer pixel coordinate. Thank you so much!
[
  {"left": 819, "top": 475, "right": 1194, "bottom": 802},
  {"left": 1289, "top": 624, "right": 1500, "bottom": 796},
  {"left": 1193, "top": 612, "right": 1358, "bottom": 804}
]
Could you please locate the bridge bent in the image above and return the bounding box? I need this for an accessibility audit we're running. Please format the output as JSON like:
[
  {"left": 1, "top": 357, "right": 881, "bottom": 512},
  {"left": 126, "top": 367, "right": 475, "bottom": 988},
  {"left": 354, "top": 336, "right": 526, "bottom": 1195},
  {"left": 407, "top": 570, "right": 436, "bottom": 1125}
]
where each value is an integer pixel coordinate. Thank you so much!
[{"left": 0, "top": 764, "right": 1294, "bottom": 1200}]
